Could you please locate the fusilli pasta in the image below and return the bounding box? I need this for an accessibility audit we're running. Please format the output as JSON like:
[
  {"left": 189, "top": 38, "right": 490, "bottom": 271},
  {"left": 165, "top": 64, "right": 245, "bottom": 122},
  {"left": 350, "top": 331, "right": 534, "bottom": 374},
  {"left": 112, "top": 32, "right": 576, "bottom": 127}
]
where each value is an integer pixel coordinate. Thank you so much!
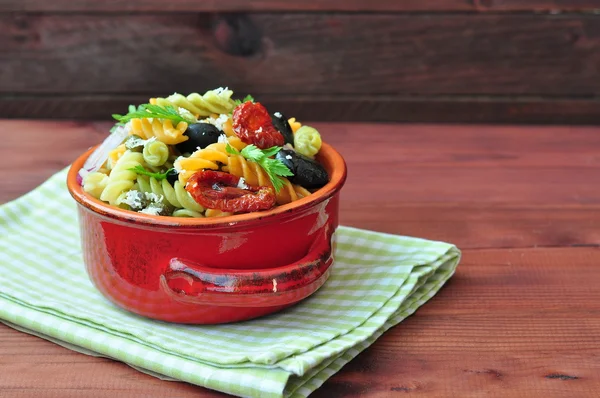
[
  {"left": 81, "top": 89, "right": 330, "bottom": 218},
  {"left": 288, "top": 117, "right": 302, "bottom": 133},
  {"left": 99, "top": 151, "right": 144, "bottom": 206},
  {"left": 225, "top": 154, "right": 311, "bottom": 205},
  {"left": 177, "top": 136, "right": 310, "bottom": 205},
  {"left": 137, "top": 175, "right": 205, "bottom": 217},
  {"left": 130, "top": 118, "right": 188, "bottom": 145},
  {"left": 142, "top": 140, "right": 169, "bottom": 167},
  {"left": 82, "top": 172, "right": 110, "bottom": 199},
  {"left": 151, "top": 88, "right": 236, "bottom": 118},
  {"left": 175, "top": 136, "right": 247, "bottom": 185}
]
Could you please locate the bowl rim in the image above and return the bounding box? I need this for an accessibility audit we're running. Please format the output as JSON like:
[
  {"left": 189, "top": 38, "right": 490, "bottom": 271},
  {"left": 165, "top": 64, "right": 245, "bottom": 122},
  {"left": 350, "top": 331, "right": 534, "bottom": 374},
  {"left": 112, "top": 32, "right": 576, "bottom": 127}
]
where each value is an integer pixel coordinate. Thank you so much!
[{"left": 67, "top": 141, "right": 347, "bottom": 229}]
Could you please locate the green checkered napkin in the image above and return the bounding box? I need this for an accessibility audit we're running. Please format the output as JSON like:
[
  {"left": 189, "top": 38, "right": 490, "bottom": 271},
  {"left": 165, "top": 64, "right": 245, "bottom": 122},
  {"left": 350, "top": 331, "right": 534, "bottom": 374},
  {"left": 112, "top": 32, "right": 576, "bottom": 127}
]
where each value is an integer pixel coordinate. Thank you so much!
[{"left": 0, "top": 169, "right": 460, "bottom": 398}]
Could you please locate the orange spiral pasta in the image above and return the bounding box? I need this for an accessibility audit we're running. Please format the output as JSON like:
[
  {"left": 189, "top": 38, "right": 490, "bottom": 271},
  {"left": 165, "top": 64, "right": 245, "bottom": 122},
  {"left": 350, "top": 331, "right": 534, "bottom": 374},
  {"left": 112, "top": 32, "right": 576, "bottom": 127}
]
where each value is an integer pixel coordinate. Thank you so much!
[
  {"left": 224, "top": 155, "right": 311, "bottom": 205},
  {"left": 174, "top": 135, "right": 247, "bottom": 184},
  {"left": 129, "top": 118, "right": 189, "bottom": 145}
]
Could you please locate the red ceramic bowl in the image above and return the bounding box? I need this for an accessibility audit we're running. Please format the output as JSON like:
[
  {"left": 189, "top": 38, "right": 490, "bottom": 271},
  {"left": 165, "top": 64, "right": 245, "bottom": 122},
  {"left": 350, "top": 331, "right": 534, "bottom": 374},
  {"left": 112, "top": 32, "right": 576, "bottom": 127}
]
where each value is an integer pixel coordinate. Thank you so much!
[{"left": 67, "top": 142, "right": 346, "bottom": 324}]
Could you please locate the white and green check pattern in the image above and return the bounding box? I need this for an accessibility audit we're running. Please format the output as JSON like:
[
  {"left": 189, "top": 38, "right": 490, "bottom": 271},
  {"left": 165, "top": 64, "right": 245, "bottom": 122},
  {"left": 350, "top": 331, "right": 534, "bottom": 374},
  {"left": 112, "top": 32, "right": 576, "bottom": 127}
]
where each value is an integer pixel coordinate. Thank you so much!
[{"left": 0, "top": 169, "right": 461, "bottom": 398}]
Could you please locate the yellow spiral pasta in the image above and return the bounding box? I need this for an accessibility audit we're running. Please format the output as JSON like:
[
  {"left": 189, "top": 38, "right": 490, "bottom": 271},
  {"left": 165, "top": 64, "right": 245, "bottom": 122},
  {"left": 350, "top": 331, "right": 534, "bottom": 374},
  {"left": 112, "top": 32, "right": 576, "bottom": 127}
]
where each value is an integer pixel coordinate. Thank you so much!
[
  {"left": 225, "top": 154, "right": 311, "bottom": 205},
  {"left": 175, "top": 135, "right": 308, "bottom": 205},
  {"left": 150, "top": 88, "right": 236, "bottom": 118},
  {"left": 288, "top": 117, "right": 302, "bottom": 133},
  {"left": 129, "top": 118, "right": 188, "bottom": 145},
  {"left": 99, "top": 151, "right": 144, "bottom": 206},
  {"left": 107, "top": 144, "right": 127, "bottom": 170},
  {"left": 175, "top": 136, "right": 247, "bottom": 185},
  {"left": 82, "top": 172, "right": 110, "bottom": 199}
]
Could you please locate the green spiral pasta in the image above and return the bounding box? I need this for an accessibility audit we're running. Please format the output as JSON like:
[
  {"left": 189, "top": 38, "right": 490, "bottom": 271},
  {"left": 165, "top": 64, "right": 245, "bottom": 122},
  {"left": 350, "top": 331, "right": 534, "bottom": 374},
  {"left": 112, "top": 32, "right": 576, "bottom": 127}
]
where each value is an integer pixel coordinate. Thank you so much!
[
  {"left": 142, "top": 140, "right": 169, "bottom": 167},
  {"left": 82, "top": 172, "right": 110, "bottom": 199},
  {"left": 100, "top": 151, "right": 144, "bottom": 206},
  {"left": 151, "top": 88, "right": 236, "bottom": 118},
  {"left": 294, "top": 126, "right": 322, "bottom": 158},
  {"left": 137, "top": 175, "right": 205, "bottom": 217}
]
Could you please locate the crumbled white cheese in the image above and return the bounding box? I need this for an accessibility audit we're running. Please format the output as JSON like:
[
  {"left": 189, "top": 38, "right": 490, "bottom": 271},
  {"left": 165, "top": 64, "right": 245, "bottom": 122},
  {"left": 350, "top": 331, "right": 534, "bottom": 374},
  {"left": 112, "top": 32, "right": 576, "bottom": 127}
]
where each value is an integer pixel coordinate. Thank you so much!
[
  {"left": 144, "top": 192, "right": 163, "bottom": 203},
  {"left": 237, "top": 177, "right": 249, "bottom": 190},
  {"left": 173, "top": 156, "right": 186, "bottom": 173},
  {"left": 122, "top": 190, "right": 143, "bottom": 208},
  {"left": 126, "top": 136, "right": 155, "bottom": 150},
  {"left": 201, "top": 113, "right": 229, "bottom": 131},
  {"left": 217, "top": 134, "right": 228, "bottom": 144},
  {"left": 285, "top": 155, "right": 292, "bottom": 160},
  {"left": 274, "top": 112, "right": 282, "bottom": 118},
  {"left": 139, "top": 206, "right": 162, "bottom": 216}
]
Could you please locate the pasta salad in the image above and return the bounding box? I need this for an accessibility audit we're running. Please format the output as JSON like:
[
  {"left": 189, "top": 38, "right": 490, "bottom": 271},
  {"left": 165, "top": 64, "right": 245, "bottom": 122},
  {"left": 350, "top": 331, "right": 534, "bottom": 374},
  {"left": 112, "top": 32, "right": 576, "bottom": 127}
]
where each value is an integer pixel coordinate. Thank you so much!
[{"left": 79, "top": 88, "right": 329, "bottom": 218}]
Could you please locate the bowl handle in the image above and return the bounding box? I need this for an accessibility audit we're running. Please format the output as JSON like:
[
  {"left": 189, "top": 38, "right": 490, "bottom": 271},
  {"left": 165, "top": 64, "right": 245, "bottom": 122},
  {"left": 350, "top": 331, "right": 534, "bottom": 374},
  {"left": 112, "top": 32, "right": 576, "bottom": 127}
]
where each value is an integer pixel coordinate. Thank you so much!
[{"left": 159, "top": 227, "right": 335, "bottom": 307}]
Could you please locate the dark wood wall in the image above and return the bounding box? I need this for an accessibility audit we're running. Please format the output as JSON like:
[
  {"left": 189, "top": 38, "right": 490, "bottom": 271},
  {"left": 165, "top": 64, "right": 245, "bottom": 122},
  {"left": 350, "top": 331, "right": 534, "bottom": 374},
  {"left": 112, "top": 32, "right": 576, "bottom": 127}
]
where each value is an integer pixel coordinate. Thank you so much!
[{"left": 1, "top": 1, "right": 600, "bottom": 123}]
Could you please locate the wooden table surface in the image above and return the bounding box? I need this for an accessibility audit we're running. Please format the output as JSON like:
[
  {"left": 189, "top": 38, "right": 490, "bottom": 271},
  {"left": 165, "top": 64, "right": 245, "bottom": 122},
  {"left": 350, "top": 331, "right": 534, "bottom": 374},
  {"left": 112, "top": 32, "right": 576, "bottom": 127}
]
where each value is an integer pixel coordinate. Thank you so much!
[{"left": 1, "top": 120, "right": 599, "bottom": 397}]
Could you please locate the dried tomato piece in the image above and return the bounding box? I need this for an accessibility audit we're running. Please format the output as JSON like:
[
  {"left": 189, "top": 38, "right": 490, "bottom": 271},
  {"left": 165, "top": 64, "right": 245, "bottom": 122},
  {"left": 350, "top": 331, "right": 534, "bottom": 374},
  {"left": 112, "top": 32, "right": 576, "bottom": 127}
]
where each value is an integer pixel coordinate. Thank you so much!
[
  {"left": 232, "top": 101, "right": 284, "bottom": 149},
  {"left": 186, "top": 170, "right": 276, "bottom": 213}
]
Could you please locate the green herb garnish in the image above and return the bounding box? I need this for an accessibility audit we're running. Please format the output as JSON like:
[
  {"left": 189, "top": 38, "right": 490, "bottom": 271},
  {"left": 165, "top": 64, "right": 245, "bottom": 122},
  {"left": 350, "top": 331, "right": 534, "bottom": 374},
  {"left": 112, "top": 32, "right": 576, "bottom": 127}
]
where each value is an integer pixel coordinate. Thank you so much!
[
  {"left": 226, "top": 144, "right": 293, "bottom": 193},
  {"left": 233, "top": 95, "right": 255, "bottom": 106},
  {"left": 128, "top": 165, "right": 175, "bottom": 181},
  {"left": 112, "top": 104, "right": 195, "bottom": 125}
]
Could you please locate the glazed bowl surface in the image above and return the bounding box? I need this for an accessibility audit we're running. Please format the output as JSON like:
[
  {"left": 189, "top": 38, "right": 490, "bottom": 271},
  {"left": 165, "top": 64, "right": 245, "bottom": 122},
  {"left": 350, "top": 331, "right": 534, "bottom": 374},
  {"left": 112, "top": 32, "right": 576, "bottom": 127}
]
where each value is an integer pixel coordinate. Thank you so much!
[{"left": 67, "top": 142, "right": 346, "bottom": 324}]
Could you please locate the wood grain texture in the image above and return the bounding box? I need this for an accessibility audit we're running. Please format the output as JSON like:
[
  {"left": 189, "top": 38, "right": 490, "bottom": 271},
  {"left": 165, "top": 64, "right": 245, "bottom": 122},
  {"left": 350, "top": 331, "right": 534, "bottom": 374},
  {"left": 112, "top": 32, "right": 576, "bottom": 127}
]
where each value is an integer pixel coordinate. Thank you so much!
[
  {"left": 3, "top": 95, "right": 600, "bottom": 124},
  {"left": 1, "top": 247, "right": 599, "bottom": 397},
  {"left": 2, "top": 121, "right": 600, "bottom": 249},
  {"left": 2, "top": 14, "right": 600, "bottom": 97},
  {"left": 1, "top": 120, "right": 600, "bottom": 396},
  {"left": 0, "top": 0, "right": 474, "bottom": 12},
  {"left": 2, "top": 0, "right": 600, "bottom": 12}
]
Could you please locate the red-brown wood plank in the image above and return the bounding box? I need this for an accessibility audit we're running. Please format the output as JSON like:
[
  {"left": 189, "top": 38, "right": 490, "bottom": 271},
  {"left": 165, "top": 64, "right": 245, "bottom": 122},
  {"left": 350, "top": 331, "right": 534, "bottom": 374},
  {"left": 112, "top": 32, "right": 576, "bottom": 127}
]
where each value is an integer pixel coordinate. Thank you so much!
[
  {"left": 0, "top": 0, "right": 486, "bottom": 13},
  {"left": 1, "top": 14, "right": 599, "bottom": 96},
  {"left": 3, "top": 95, "right": 600, "bottom": 124},
  {"left": 2, "top": 121, "right": 600, "bottom": 250},
  {"left": 1, "top": 247, "right": 599, "bottom": 397},
  {"left": 2, "top": 0, "right": 600, "bottom": 12}
]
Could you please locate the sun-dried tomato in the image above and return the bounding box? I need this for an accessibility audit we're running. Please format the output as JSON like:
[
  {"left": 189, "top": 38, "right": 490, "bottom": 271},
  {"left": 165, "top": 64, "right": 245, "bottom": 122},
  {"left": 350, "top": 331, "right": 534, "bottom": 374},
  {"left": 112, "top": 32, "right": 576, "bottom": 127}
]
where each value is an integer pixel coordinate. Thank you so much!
[
  {"left": 185, "top": 170, "right": 276, "bottom": 213},
  {"left": 232, "top": 101, "right": 284, "bottom": 149}
]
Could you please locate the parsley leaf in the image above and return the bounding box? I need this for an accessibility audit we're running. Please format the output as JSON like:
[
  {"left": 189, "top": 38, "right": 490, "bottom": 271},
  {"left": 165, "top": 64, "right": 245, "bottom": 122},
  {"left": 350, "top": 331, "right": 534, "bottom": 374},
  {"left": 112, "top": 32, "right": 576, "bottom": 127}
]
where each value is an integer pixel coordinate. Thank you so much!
[
  {"left": 233, "top": 94, "right": 255, "bottom": 106},
  {"left": 226, "top": 144, "right": 293, "bottom": 193},
  {"left": 113, "top": 104, "right": 195, "bottom": 124},
  {"left": 128, "top": 165, "right": 175, "bottom": 181},
  {"left": 240, "top": 145, "right": 266, "bottom": 162},
  {"left": 225, "top": 143, "right": 240, "bottom": 155}
]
